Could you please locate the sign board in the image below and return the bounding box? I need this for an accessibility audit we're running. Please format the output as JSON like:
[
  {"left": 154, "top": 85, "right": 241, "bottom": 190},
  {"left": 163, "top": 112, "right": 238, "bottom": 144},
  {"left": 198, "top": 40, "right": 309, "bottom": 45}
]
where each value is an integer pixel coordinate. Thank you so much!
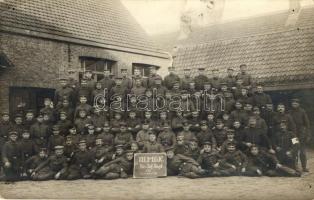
[{"left": 133, "top": 153, "right": 167, "bottom": 178}]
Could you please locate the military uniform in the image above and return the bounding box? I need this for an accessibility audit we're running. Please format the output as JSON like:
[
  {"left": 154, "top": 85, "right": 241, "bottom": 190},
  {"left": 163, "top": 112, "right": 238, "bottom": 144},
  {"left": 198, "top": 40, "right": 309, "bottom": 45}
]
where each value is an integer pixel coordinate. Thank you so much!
[
  {"left": 157, "top": 126, "right": 176, "bottom": 149},
  {"left": 30, "top": 117, "right": 49, "bottom": 150},
  {"left": 2, "top": 131, "right": 23, "bottom": 181},
  {"left": 163, "top": 67, "right": 180, "bottom": 90},
  {"left": 32, "top": 146, "right": 68, "bottom": 180},
  {"left": 194, "top": 68, "right": 209, "bottom": 91}
]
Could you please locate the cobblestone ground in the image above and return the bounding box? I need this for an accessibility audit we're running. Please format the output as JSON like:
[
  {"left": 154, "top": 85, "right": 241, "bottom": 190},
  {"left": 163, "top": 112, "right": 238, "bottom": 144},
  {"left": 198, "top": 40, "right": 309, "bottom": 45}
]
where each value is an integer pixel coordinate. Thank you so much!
[{"left": 0, "top": 150, "right": 314, "bottom": 200}]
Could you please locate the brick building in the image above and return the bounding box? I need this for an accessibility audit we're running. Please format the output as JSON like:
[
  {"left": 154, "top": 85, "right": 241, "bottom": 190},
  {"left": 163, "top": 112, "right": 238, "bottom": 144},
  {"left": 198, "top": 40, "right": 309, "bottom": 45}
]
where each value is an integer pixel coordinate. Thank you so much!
[{"left": 0, "top": 0, "right": 170, "bottom": 115}]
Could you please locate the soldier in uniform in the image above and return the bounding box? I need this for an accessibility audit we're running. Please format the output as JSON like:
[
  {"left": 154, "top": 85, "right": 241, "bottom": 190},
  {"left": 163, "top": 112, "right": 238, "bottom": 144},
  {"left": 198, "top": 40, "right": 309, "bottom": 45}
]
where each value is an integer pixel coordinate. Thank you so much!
[
  {"left": 30, "top": 113, "right": 49, "bottom": 151},
  {"left": 177, "top": 120, "right": 197, "bottom": 144},
  {"left": 19, "top": 130, "right": 36, "bottom": 176},
  {"left": 164, "top": 66, "right": 180, "bottom": 90},
  {"left": 197, "top": 141, "right": 223, "bottom": 176},
  {"left": 210, "top": 69, "right": 222, "bottom": 91},
  {"left": 2, "top": 131, "right": 22, "bottom": 182},
  {"left": 196, "top": 120, "right": 216, "bottom": 148},
  {"left": 121, "top": 68, "right": 133, "bottom": 92},
  {"left": 0, "top": 111, "right": 12, "bottom": 147},
  {"left": 157, "top": 122, "right": 176, "bottom": 149},
  {"left": 132, "top": 67, "right": 148, "bottom": 88},
  {"left": 273, "top": 103, "right": 297, "bottom": 134},
  {"left": 40, "top": 98, "right": 56, "bottom": 123},
  {"left": 212, "top": 120, "right": 227, "bottom": 150},
  {"left": 24, "top": 109, "right": 36, "bottom": 130},
  {"left": 272, "top": 120, "right": 299, "bottom": 170},
  {"left": 165, "top": 147, "right": 207, "bottom": 178},
  {"left": 11, "top": 113, "right": 25, "bottom": 136},
  {"left": 74, "top": 94, "right": 93, "bottom": 119},
  {"left": 147, "top": 66, "right": 162, "bottom": 88},
  {"left": 56, "top": 111, "right": 72, "bottom": 136},
  {"left": 142, "top": 131, "right": 164, "bottom": 153},
  {"left": 24, "top": 148, "right": 48, "bottom": 179},
  {"left": 56, "top": 98, "right": 75, "bottom": 122},
  {"left": 289, "top": 98, "right": 310, "bottom": 172},
  {"left": 242, "top": 117, "right": 273, "bottom": 153},
  {"left": 66, "top": 140, "right": 93, "bottom": 180},
  {"left": 84, "top": 70, "right": 96, "bottom": 92},
  {"left": 236, "top": 64, "right": 253, "bottom": 89},
  {"left": 136, "top": 122, "right": 151, "bottom": 150},
  {"left": 94, "top": 150, "right": 134, "bottom": 179},
  {"left": 253, "top": 83, "right": 272, "bottom": 109},
  {"left": 224, "top": 68, "right": 236, "bottom": 89},
  {"left": 131, "top": 78, "right": 146, "bottom": 96},
  {"left": 74, "top": 109, "right": 92, "bottom": 134},
  {"left": 246, "top": 145, "right": 300, "bottom": 177},
  {"left": 194, "top": 67, "right": 209, "bottom": 91},
  {"left": 48, "top": 125, "right": 65, "bottom": 152},
  {"left": 31, "top": 145, "right": 68, "bottom": 180},
  {"left": 114, "top": 122, "right": 133, "bottom": 147},
  {"left": 54, "top": 78, "right": 74, "bottom": 107},
  {"left": 181, "top": 69, "right": 194, "bottom": 90}
]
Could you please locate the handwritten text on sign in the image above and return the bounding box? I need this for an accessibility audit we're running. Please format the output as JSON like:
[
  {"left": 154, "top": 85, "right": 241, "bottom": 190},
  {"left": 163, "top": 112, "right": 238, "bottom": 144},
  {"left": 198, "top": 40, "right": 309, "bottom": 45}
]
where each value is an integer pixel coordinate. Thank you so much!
[{"left": 133, "top": 153, "right": 167, "bottom": 178}]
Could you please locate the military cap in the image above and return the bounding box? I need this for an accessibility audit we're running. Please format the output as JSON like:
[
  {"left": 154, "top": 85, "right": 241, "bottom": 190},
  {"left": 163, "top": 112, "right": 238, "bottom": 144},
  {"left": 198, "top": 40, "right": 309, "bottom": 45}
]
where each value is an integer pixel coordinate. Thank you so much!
[
  {"left": 149, "top": 66, "right": 157, "bottom": 70},
  {"left": 227, "top": 68, "right": 234, "bottom": 71},
  {"left": 253, "top": 107, "right": 260, "bottom": 112},
  {"left": 181, "top": 90, "right": 188, "bottom": 94},
  {"left": 37, "top": 112, "right": 44, "bottom": 117},
  {"left": 87, "top": 124, "right": 95, "bottom": 129},
  {"left": 148, "top": 131, "right": 156, "bottom": 135},
  {"left": 216, "top": 119, "right": 223, "bottom": 124},
  {"left": 1, "top": 111, "right": 9, "bottom": 116},
  {"left": 96, "top": 135, "right": 104, "bottom": 140},
  {"left": 212, "top": 68, "right": 219, "bottom": 71},
  {"left": 191, "top": 111, "right": 199, "bottom": 114},
  {"left": 280, "top": 119, "right": 287, "bottom": 124},
  {"left": 66, "top": 135, "right": 73, "bottom": 139},
  {"left": 224, "top": 92, "right": 233, "bottom": 98},
  {"left": 198, "top": 67, "right": 205, "bottom": 71},
  {"left": 162, "top": 122, "right": 170, "bottom": 127},
  {"left": 78, "top": 139, "right": 86, "bottom": 144},
  {"left": 248, "top": 116, "right": 257, "bottom": 121},
  {"left": 203, "top": 141, "right": 212, "bottom": 146},
  {"left": 182, "top": 119, "right": 189, "bottom": 125},
  {"left": 9, "top": 131, "right": 18, "bottom": 136},
  {"left": 184, "top": 68, "right": 191, "bottom": 71},
  {"left": 39, "top": 148, "right": 47, "bottom": 152},
  {"left": 125, "top": 149, "right": 134, "bottom": 153},
  {"left": 77, "top": 108, "right": 87, "bottom": 113},
  {"left": 14, "top": 113, "right": 23, "bottom": 118},
  {"left": 120, "top": 68, "right": 128, "bottom": 72},
  {"left": 59, "top": 77, "right": 68, "bottom": 81},
  {"left": 189, "top": 138, "right": 198, "bottom": 143},
  {"left": 59, "top": 111, "right": 67, "bottom": 115},
  {"left": 26, "top": 109, "right": 35, "bottom": 114},
  {"left": 220, "top": 82, "right": 227, "bottom": 86},
  {"left": 120, "top": 121, "right": 127, "bottom": 126},
  {"left": 54, "top": 145, "right": 64, "bottom": 150},
  {"left": 173, "top": 80, "right": 180, "bottom": 84},
  {"left": 226, "top": 129, "right": 235, "bottom": 135},
  {"left": 79, "top": 94, "right": 88, "bottom": 98},
  {"left": 44, "top": 97, "right": 51, "bottom": 101},
  {"left": 165, "top": 146, "right": 175, "bottom": 152},
  {"left": 84, "top": 70, "right": 93, "bottom": 73},
  {"left": 103, "top": 122, "right": 110, "bottom": 127},
  {"left": 200, "top": 120, "right": 207, "bottom": 126},
  {"left": 115, "top": 76, "right": 123, "bottom": 80},
  {"left": 291, "top": 98, "right": 300, "bottom": 103},
  {"left": 22, "top": 129, "right": 30, "bottom": 134},
  {"left": 68, "top": 69, "right": 76, "bottom": 73},
  {"left": 168, "top": 66, "right": 175, "bottom": 70},
  {"left": 52, "top": 125, "right": 60, "bottom": 131},
  {"left": 69, "top": 126, "right": 76, "bottom": 130},
  {"left": 115, "top": 144, "right": 125, "bottom": 149}
]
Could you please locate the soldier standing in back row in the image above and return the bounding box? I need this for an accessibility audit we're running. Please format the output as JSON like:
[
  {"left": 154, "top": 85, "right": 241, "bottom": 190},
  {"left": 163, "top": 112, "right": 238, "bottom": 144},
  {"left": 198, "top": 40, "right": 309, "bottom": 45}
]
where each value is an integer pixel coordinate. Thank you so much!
[
  {"left": 194, "top": 67, "right": 209, "bottom": 91},
  {"left": 164, "top": 66, "right": 180, "bottom": 90}
]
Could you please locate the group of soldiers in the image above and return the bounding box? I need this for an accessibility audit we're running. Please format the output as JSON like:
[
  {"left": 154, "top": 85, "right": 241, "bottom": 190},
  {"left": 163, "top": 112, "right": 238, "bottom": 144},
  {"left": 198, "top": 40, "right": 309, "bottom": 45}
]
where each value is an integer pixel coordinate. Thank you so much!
[{"left": 0, "top": 64, "right": 311, "bottom": 182}]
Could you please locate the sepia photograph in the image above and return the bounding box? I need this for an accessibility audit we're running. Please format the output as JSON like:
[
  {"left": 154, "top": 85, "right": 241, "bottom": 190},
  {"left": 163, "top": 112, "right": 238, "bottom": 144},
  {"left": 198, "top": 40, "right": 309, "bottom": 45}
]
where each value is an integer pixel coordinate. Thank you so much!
[{"left": 0, "top": 0, "right": 313, "bottom": 199}]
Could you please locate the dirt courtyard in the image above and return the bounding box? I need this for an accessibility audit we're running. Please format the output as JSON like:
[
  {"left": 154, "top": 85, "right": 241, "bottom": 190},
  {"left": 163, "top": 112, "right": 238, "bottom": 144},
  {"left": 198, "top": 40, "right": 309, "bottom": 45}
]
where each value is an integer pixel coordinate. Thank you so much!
[{"left": 0, "top": 151, "right": 314, "bottom": 200}]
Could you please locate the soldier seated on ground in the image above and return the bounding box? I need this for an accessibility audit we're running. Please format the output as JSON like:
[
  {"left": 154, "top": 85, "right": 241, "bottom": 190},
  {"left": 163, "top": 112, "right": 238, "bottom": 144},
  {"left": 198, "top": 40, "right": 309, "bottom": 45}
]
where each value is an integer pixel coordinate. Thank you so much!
[
  {"left": 246, "top": 145, "right": 300, "bottom": 177},
  {"left": 93, "top": 150, "right": 134, "bottom": 179},
  {"left": 165, "top": 147, "right": 207, "bottom": 179},
  {"left": 31, "top": 145, "right": 68, "bottom": 181}
]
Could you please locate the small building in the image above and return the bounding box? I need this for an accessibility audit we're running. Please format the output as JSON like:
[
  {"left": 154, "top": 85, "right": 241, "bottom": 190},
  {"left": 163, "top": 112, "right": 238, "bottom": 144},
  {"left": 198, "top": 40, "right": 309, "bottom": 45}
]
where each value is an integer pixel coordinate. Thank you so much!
[{"left": 0, "top": 0, "right": 170, "bottom": 115}]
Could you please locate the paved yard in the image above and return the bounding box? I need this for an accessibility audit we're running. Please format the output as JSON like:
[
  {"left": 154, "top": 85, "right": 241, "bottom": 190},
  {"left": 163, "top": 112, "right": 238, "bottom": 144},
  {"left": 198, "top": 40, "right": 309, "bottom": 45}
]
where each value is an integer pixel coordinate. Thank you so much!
[{"left": 0, "top": 151, "right": 314, "bottom": 200}]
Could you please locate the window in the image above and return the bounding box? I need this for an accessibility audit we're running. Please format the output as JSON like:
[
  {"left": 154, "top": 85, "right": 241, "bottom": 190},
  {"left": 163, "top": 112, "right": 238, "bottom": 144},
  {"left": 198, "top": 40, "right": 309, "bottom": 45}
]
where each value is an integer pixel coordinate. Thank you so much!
[
  {"left": 80, "top": 57, "right": 116, "bottom": 82},
  {"left": 132, "top": 63, "right": 159, "bottom": 77}
]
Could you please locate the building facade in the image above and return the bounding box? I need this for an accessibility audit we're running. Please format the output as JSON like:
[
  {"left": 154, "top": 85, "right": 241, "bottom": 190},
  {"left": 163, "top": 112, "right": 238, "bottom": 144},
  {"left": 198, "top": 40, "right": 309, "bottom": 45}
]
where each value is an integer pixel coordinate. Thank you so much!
[{"left": 0, "top": 0, "right": 170, "bottom": 114}]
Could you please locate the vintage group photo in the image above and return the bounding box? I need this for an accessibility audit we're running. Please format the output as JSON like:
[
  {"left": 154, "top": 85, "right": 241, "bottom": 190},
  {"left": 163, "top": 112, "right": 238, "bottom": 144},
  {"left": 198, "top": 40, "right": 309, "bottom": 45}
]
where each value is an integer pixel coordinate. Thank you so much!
[{"left": 0, "top": 0, "right": 313, "bottom": 199}]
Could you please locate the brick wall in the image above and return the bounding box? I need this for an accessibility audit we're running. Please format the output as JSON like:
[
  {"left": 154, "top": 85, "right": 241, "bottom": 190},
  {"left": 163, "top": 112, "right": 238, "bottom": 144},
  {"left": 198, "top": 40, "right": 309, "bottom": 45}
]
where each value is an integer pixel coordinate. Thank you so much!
[{"left": 0, "top": 32, "right": 170, "bottom": 112}]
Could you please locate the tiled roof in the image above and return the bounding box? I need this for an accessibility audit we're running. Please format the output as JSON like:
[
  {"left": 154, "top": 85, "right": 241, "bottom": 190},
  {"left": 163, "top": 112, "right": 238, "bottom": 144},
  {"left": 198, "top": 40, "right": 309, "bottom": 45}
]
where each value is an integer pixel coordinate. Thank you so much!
[
  {"left": 0, "top": 0, "right": 168, "bottom": 58},
  {"left": 172, "top": 6, "right": 314, "bottom": 89}
]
